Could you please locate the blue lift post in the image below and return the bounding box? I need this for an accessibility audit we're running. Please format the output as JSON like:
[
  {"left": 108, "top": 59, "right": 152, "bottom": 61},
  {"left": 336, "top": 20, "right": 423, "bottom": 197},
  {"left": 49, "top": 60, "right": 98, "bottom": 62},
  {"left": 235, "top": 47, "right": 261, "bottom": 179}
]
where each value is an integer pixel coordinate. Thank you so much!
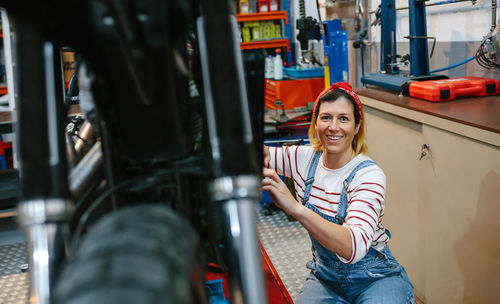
[
  {"left": 361, "top": 0, "right": 447, "bottom": 92},
  {"left": 409, "top": 0, "right": 430, "bottom": 76},
  {"left": 380, "top": 0, "right": 397, "bottom": 74}
]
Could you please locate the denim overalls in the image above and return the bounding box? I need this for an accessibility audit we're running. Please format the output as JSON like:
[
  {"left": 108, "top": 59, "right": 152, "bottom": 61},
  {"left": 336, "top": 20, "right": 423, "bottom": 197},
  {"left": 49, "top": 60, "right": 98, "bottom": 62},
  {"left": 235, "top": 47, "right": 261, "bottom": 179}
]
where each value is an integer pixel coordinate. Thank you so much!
[{"left": 296, "top": 151, "right": 415, "bottom": 304}]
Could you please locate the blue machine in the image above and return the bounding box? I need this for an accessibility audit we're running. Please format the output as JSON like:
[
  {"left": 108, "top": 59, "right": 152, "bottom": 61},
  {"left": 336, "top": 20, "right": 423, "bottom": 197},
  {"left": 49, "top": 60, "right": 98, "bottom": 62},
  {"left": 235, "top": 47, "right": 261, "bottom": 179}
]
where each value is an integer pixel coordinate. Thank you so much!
[
  {"left": 323, "top": 19, "right": 349, "bottom": 85},
  {"left": 361, "top": 0, "right": 447, "bottom": 92}
]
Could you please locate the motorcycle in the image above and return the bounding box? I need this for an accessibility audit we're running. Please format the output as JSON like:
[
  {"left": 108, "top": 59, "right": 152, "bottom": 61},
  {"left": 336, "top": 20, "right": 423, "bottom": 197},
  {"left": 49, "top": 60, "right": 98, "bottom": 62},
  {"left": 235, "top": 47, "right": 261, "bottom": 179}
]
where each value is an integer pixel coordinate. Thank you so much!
[{"left": 2, "top": 0, "right": 267, "bottom": 303}]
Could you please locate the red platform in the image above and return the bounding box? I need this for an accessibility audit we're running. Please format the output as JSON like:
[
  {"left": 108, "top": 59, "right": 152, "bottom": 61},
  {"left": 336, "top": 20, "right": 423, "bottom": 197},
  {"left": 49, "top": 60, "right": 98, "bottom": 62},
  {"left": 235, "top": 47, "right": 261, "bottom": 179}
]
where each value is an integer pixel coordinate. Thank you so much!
[{"left": 205, "top": 241, "right": 294, "bottom": 303}]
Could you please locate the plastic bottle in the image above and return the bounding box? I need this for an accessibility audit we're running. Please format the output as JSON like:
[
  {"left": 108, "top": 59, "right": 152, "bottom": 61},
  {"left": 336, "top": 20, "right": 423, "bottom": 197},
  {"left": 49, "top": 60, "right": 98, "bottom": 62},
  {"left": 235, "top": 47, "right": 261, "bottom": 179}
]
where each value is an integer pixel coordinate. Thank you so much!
[
  {"left": 273, "top": 49, "right": 283, "bottom": 80},
  {"left": 269, "top": 0, "right": 279, "bottom": 11},
  {"left": 239, "top": 0, "right": 250, "bottom": 14},
  {"left": 258, "top": 0, "right": 269, "bottom": 12},
  {"left": 265, "top": 56, "right": 274, "bottom": 79}
]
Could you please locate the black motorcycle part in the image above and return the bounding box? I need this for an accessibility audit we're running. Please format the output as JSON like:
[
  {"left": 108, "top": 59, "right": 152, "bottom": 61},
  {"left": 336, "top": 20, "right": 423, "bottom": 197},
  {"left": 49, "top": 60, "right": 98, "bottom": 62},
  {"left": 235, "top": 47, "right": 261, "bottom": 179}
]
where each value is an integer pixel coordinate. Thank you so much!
[{"left": 53, "top": 204, "right": 205, "bottom": 304}]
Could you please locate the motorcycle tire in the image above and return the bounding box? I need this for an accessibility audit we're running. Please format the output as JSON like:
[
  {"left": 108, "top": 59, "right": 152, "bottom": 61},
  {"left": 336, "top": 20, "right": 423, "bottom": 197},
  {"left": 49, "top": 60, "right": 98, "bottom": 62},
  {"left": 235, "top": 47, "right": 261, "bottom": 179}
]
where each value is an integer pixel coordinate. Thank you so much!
[{"left": 53, "top": 204, "right": 205, "bottom": 304}]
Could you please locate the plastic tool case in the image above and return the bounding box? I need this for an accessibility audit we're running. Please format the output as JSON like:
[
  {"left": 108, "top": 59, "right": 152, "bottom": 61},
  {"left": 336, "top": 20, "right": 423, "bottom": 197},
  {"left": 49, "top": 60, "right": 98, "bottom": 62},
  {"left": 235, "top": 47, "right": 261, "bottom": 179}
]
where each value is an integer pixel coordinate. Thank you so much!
[{"left": 409, "top": 76, "right": 500, "bottom": 102}]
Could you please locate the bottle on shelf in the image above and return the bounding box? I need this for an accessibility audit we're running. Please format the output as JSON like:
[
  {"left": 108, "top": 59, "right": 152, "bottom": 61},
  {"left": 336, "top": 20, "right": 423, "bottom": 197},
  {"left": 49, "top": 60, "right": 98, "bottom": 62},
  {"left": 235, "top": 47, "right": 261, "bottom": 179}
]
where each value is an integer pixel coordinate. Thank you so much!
[
  {"left": 269, "top": 0, "right": 279, "bottom": 11},
  {"left": 265, "top": 56, "right": 274, "bottom": 79},
  {"left": 273, "top": 49, "right": 283, "bottom": 80},
  {"left": 239, "top": 0, "right": 250, "bottom": 14},
  {"left": 257, "top": 0, "right": 269, "bottom": 12}
]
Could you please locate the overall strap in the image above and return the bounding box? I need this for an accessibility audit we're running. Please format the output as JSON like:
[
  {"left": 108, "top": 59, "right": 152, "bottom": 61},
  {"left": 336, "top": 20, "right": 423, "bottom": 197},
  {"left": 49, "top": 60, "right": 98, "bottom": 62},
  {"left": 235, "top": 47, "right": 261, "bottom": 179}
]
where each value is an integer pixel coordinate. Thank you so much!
[
  {"left": 336, "top": 160, "right": 377, "bottom": 224},
  {"left": 301, "top": 150, "right": 322, "bottom": 205}
]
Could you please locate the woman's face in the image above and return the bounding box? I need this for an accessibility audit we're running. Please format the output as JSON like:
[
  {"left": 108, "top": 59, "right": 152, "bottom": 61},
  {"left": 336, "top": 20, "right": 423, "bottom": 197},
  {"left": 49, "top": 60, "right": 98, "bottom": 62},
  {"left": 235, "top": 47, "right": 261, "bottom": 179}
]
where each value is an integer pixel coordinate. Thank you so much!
[{"left": 315, "top": 97, "right": 360, "bottom": 167}]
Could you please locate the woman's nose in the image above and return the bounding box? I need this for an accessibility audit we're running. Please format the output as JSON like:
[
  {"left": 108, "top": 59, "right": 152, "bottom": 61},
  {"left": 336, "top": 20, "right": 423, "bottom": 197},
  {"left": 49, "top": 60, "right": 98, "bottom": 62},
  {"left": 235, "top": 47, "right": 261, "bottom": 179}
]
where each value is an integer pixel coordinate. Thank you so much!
[{"left": 328, "top": 119, "right": 340, "bottom": 131}]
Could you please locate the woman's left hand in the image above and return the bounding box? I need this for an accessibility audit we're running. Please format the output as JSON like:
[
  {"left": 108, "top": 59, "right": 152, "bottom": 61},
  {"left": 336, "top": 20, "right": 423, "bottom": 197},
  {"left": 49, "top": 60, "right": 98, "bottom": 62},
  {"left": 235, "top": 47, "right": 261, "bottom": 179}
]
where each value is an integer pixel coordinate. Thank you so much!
[{"left": 262, "top": 168, "right": 302, "bottom": 217}]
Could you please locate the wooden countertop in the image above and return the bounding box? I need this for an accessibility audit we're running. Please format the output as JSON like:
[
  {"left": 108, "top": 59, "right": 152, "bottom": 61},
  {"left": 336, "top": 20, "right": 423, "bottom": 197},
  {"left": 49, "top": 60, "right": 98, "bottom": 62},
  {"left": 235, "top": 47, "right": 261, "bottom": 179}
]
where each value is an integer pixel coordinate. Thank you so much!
[{"left": 355, "top": 87, "right": 500, "bottom": 134}]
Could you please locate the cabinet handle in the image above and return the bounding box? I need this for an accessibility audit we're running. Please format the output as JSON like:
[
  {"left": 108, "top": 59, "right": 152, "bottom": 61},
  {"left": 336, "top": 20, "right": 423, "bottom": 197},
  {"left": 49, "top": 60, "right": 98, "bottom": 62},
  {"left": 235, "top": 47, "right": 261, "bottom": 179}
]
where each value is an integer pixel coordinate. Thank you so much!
[{"left": 419, "top": 144, "right": 430, "bottom": 160}]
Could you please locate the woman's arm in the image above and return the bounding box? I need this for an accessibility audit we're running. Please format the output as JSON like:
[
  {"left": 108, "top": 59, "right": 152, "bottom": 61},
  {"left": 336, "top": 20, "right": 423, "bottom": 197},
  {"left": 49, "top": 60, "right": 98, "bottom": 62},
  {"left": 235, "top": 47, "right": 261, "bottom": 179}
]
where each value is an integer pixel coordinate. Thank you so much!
[{"left": 262, "top": 168, "right": 352, "bottom": 259}]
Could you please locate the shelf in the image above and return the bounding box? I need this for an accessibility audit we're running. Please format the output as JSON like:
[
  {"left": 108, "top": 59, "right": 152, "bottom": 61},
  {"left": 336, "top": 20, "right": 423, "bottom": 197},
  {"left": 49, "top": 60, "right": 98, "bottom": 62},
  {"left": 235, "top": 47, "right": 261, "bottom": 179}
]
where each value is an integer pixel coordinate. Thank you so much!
[
  {"left": 236, "top": 11, "right": 288, "bottom": 24},
  {"left": 240, "top": 38, "right": 290, "bottom": 52}
]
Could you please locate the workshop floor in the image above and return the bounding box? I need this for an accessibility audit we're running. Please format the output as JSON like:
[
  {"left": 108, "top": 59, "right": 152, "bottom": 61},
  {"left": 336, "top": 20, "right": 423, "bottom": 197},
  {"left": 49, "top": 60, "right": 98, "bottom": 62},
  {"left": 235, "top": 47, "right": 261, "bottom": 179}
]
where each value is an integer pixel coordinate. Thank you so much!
[
  {"left": 0, "top": 213, "right": 29, "bottom": 304},
  {"left": 0, "top": 206, "right": 310, "bottom": 304},
  {"left": 256, "top": 205, "right": 311, "bottom": 301}
]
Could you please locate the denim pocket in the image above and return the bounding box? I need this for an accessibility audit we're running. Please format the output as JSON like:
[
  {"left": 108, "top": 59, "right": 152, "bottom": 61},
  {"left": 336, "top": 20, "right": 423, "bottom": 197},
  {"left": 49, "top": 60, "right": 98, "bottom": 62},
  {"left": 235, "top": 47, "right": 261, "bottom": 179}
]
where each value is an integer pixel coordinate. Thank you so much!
[{"left": 363, "top": 255, "right": 402, "bottom": 279}]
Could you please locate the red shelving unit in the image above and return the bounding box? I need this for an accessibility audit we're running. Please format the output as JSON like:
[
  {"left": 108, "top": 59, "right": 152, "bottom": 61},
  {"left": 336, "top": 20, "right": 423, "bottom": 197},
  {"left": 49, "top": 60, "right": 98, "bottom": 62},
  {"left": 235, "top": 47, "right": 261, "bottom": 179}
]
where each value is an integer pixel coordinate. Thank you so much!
[
  {"left": 236, "top": 11, "right": 289, "bottom": 51},
  {"left": 240, "top": 38, "right": 290, "bottom": 52}
]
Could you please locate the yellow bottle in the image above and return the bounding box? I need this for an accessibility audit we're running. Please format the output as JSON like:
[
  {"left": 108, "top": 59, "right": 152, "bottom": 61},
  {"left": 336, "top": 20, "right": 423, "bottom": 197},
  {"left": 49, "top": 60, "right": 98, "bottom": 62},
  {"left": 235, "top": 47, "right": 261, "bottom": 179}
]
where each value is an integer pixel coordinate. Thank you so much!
[{"left": 239, "top": 0, "right": 250, "bottom": 14}]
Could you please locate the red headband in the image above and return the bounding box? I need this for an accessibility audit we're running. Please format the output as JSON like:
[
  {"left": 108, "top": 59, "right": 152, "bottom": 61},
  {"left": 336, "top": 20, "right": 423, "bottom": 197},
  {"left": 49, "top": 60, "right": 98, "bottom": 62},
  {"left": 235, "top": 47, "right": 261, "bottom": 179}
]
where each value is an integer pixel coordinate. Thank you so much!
[{"left": 313, "top": 82, "right": 362, "bottom": 119}]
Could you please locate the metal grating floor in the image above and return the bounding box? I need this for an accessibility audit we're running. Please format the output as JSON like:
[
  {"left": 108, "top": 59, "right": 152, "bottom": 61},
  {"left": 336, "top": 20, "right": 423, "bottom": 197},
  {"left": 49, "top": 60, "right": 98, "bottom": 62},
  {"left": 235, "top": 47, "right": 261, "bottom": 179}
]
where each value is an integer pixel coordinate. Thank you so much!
[
  {"left": 256, "top": 206, "right": 311, "bottom": 301},
  {"left": 0, "top": 242, "right": 29, "bottom": 304},
  {"left": 0, "top": 206, "right": 311, "bottom": 303}
]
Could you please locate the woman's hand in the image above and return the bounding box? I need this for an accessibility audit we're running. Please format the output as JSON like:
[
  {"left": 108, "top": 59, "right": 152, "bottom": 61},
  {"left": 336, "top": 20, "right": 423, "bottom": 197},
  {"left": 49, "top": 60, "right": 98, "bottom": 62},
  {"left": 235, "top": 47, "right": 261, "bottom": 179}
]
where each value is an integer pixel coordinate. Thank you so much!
[
  {"left": 263, "top": 145, "right": 270, "bottom": 168},
  {"left": 262, "top": 168, "right": 303, "bottom": 217}
]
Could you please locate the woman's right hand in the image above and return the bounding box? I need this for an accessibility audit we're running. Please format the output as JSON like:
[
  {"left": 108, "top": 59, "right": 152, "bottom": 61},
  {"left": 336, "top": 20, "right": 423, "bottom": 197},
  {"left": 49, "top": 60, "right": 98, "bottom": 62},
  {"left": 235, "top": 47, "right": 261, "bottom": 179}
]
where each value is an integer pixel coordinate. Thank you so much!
[
  {"left": 263, "top": 145, "right": 270, "bottom": 168},
  {"left": 262, "top": 168, "right": 302, "bottom": 217}
]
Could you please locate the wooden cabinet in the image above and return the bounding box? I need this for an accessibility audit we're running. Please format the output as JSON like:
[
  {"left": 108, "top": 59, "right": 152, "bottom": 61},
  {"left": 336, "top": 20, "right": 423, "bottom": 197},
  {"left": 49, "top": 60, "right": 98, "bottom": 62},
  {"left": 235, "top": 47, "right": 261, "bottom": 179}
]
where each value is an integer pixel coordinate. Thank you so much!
[{"left": 358, "top": 89, "right": 500, "bottom": 304}]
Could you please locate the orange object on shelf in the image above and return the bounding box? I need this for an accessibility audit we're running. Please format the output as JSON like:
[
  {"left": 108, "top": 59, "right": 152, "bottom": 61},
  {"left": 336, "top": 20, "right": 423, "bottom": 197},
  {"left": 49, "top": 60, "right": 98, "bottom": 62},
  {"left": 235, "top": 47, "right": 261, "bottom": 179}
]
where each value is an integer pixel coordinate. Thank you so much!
[
  {"left": 238, "top": 0, "right": 250, "bottom": 14},
  {"left": 0, "top": 86, "right": 7, "bottom": 95},
  {"left": 265, "top": 77, "right": 325, "bottom": 110},
  {"left": 236, "top": 11, "right": 288, "bottom": 24},
  {"left": 409, "top": 76, "right": 500, "bottom": 102}
]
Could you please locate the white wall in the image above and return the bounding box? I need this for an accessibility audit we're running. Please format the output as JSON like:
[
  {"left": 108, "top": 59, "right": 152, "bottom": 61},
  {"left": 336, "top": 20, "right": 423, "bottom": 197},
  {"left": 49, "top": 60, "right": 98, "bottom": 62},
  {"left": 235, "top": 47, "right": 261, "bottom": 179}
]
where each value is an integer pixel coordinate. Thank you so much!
[
  {"left": 369, "top": 0, "right": 497, "bottom": 42},
  {"left": 367, "top": 0, "right": 499, "bottom": 78}
]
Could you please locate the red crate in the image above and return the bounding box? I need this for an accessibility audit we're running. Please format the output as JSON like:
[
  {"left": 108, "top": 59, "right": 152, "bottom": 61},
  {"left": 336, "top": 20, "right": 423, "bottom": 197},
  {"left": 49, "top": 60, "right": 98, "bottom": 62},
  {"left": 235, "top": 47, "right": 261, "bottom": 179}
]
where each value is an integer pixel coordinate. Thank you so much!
[{"left": 409, "top": 76, "right": 500, "bottom": 102}]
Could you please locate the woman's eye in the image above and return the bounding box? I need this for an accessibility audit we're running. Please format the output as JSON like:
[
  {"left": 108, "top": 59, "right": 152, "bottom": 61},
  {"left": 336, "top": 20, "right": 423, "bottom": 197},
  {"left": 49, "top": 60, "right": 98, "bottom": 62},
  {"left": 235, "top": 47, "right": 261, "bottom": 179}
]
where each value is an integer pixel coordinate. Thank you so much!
[
  {"left": 320, "top": 115, "right": 330, "bottom": 121},
  {"left": 340, "top": 116, "right": 349, "bottom": 122}
]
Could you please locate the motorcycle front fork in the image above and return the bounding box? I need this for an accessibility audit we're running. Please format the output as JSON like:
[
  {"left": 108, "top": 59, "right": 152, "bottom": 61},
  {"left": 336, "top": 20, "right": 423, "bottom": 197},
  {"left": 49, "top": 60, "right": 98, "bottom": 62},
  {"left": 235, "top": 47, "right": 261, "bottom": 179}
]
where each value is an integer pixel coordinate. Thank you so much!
[{"left": 12, "top": 13, "right": 73, "bottom": 304}]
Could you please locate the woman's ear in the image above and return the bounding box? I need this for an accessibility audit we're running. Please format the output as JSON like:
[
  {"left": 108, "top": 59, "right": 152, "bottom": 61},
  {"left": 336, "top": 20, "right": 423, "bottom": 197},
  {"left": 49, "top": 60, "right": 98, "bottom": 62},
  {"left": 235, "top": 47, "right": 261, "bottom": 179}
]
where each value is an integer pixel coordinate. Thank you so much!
[{"left": 354, "top": 121, "right": 361, "bottom": 135}]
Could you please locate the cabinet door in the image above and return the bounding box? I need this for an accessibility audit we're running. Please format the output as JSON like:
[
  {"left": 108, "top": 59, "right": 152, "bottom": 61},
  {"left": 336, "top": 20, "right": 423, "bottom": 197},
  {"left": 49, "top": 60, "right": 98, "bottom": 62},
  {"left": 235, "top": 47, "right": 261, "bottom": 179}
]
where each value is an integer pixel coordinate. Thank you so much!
[
  {"left": 365, "top": 105, "right": 500, "bottom": 304},
  {"left": 364, "top": 106, "right": 425, "bottom": 301},
  {"left": 419, "top": 124, "right": 500, "bottom": 304}
]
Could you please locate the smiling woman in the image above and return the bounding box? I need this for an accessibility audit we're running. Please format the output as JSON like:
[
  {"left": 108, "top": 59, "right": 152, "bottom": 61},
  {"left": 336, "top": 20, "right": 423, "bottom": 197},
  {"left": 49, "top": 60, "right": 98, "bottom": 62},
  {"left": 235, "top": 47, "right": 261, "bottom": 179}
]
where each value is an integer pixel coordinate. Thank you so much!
[
  {"left": 262, "top": 82, "right": 415, "bottom": 303},
  {"left": 314, "top": 97, "right": 360, "bottom": 169}
]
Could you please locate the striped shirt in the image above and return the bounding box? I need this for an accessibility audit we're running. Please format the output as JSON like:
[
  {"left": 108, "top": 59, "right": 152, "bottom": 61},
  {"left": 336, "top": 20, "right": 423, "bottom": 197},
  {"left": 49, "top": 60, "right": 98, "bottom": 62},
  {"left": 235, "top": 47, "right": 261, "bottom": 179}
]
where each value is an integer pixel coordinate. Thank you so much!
[{"left": 268, "top": 145, "right": 390, "bottom": 264}]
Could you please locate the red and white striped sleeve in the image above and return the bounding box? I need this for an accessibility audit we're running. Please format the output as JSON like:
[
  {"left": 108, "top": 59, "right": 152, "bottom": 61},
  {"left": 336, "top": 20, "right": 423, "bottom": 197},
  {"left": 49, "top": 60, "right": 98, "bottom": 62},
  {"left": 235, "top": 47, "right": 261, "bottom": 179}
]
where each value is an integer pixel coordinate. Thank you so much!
[
  {"left": 336, "top": 166, "right": 387, "bottom": 264},
  {"left": 267, "top": 145, "right": 300, "bottom": 179}
]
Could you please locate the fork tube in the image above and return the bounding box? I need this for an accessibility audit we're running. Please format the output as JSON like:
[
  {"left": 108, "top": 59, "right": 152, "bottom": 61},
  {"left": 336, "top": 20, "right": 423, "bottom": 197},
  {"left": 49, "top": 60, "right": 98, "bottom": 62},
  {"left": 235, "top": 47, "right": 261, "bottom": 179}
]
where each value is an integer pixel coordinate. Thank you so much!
[
  {"left": 197, "top": 1, "right": 267, "bottom": 303},
  {"left": 12, "top": 14, "right": 72, "bottom": 304}
]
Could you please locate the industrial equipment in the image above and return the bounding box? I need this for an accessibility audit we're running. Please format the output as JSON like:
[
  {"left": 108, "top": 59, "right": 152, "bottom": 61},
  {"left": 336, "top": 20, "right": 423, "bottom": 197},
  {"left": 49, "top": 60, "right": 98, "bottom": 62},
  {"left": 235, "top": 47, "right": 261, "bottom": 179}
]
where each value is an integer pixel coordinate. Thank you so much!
[{"left": 361, "top": 0, "right": 447, "bottom": 92}]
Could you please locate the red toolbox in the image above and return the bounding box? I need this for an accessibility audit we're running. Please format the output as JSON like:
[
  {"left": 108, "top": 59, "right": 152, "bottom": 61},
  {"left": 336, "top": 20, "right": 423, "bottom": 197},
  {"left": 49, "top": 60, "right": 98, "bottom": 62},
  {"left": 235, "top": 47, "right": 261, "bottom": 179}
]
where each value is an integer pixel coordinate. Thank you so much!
[
  {"left": 265, "top": 77, "right": 324, "bottom": 110},
  {"left": 409, "top": 76, "right": 500, "bottom": 102}
]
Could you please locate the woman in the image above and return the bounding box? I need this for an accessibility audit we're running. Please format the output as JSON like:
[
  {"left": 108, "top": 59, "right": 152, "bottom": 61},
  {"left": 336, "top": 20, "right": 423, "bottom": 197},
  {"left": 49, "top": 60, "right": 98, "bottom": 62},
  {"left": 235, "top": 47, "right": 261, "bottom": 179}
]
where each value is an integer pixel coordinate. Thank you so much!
[{"left": 262, "top": 82, "right": 414, "bottom": 303}]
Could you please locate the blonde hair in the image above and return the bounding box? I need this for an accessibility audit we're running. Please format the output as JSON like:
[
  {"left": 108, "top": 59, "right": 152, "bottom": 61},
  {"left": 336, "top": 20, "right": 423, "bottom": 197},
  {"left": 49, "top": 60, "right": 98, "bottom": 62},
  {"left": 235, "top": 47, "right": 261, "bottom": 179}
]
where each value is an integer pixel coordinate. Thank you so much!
[{"left": 308, "top": 90, "right": 368, "bottom": 155}]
